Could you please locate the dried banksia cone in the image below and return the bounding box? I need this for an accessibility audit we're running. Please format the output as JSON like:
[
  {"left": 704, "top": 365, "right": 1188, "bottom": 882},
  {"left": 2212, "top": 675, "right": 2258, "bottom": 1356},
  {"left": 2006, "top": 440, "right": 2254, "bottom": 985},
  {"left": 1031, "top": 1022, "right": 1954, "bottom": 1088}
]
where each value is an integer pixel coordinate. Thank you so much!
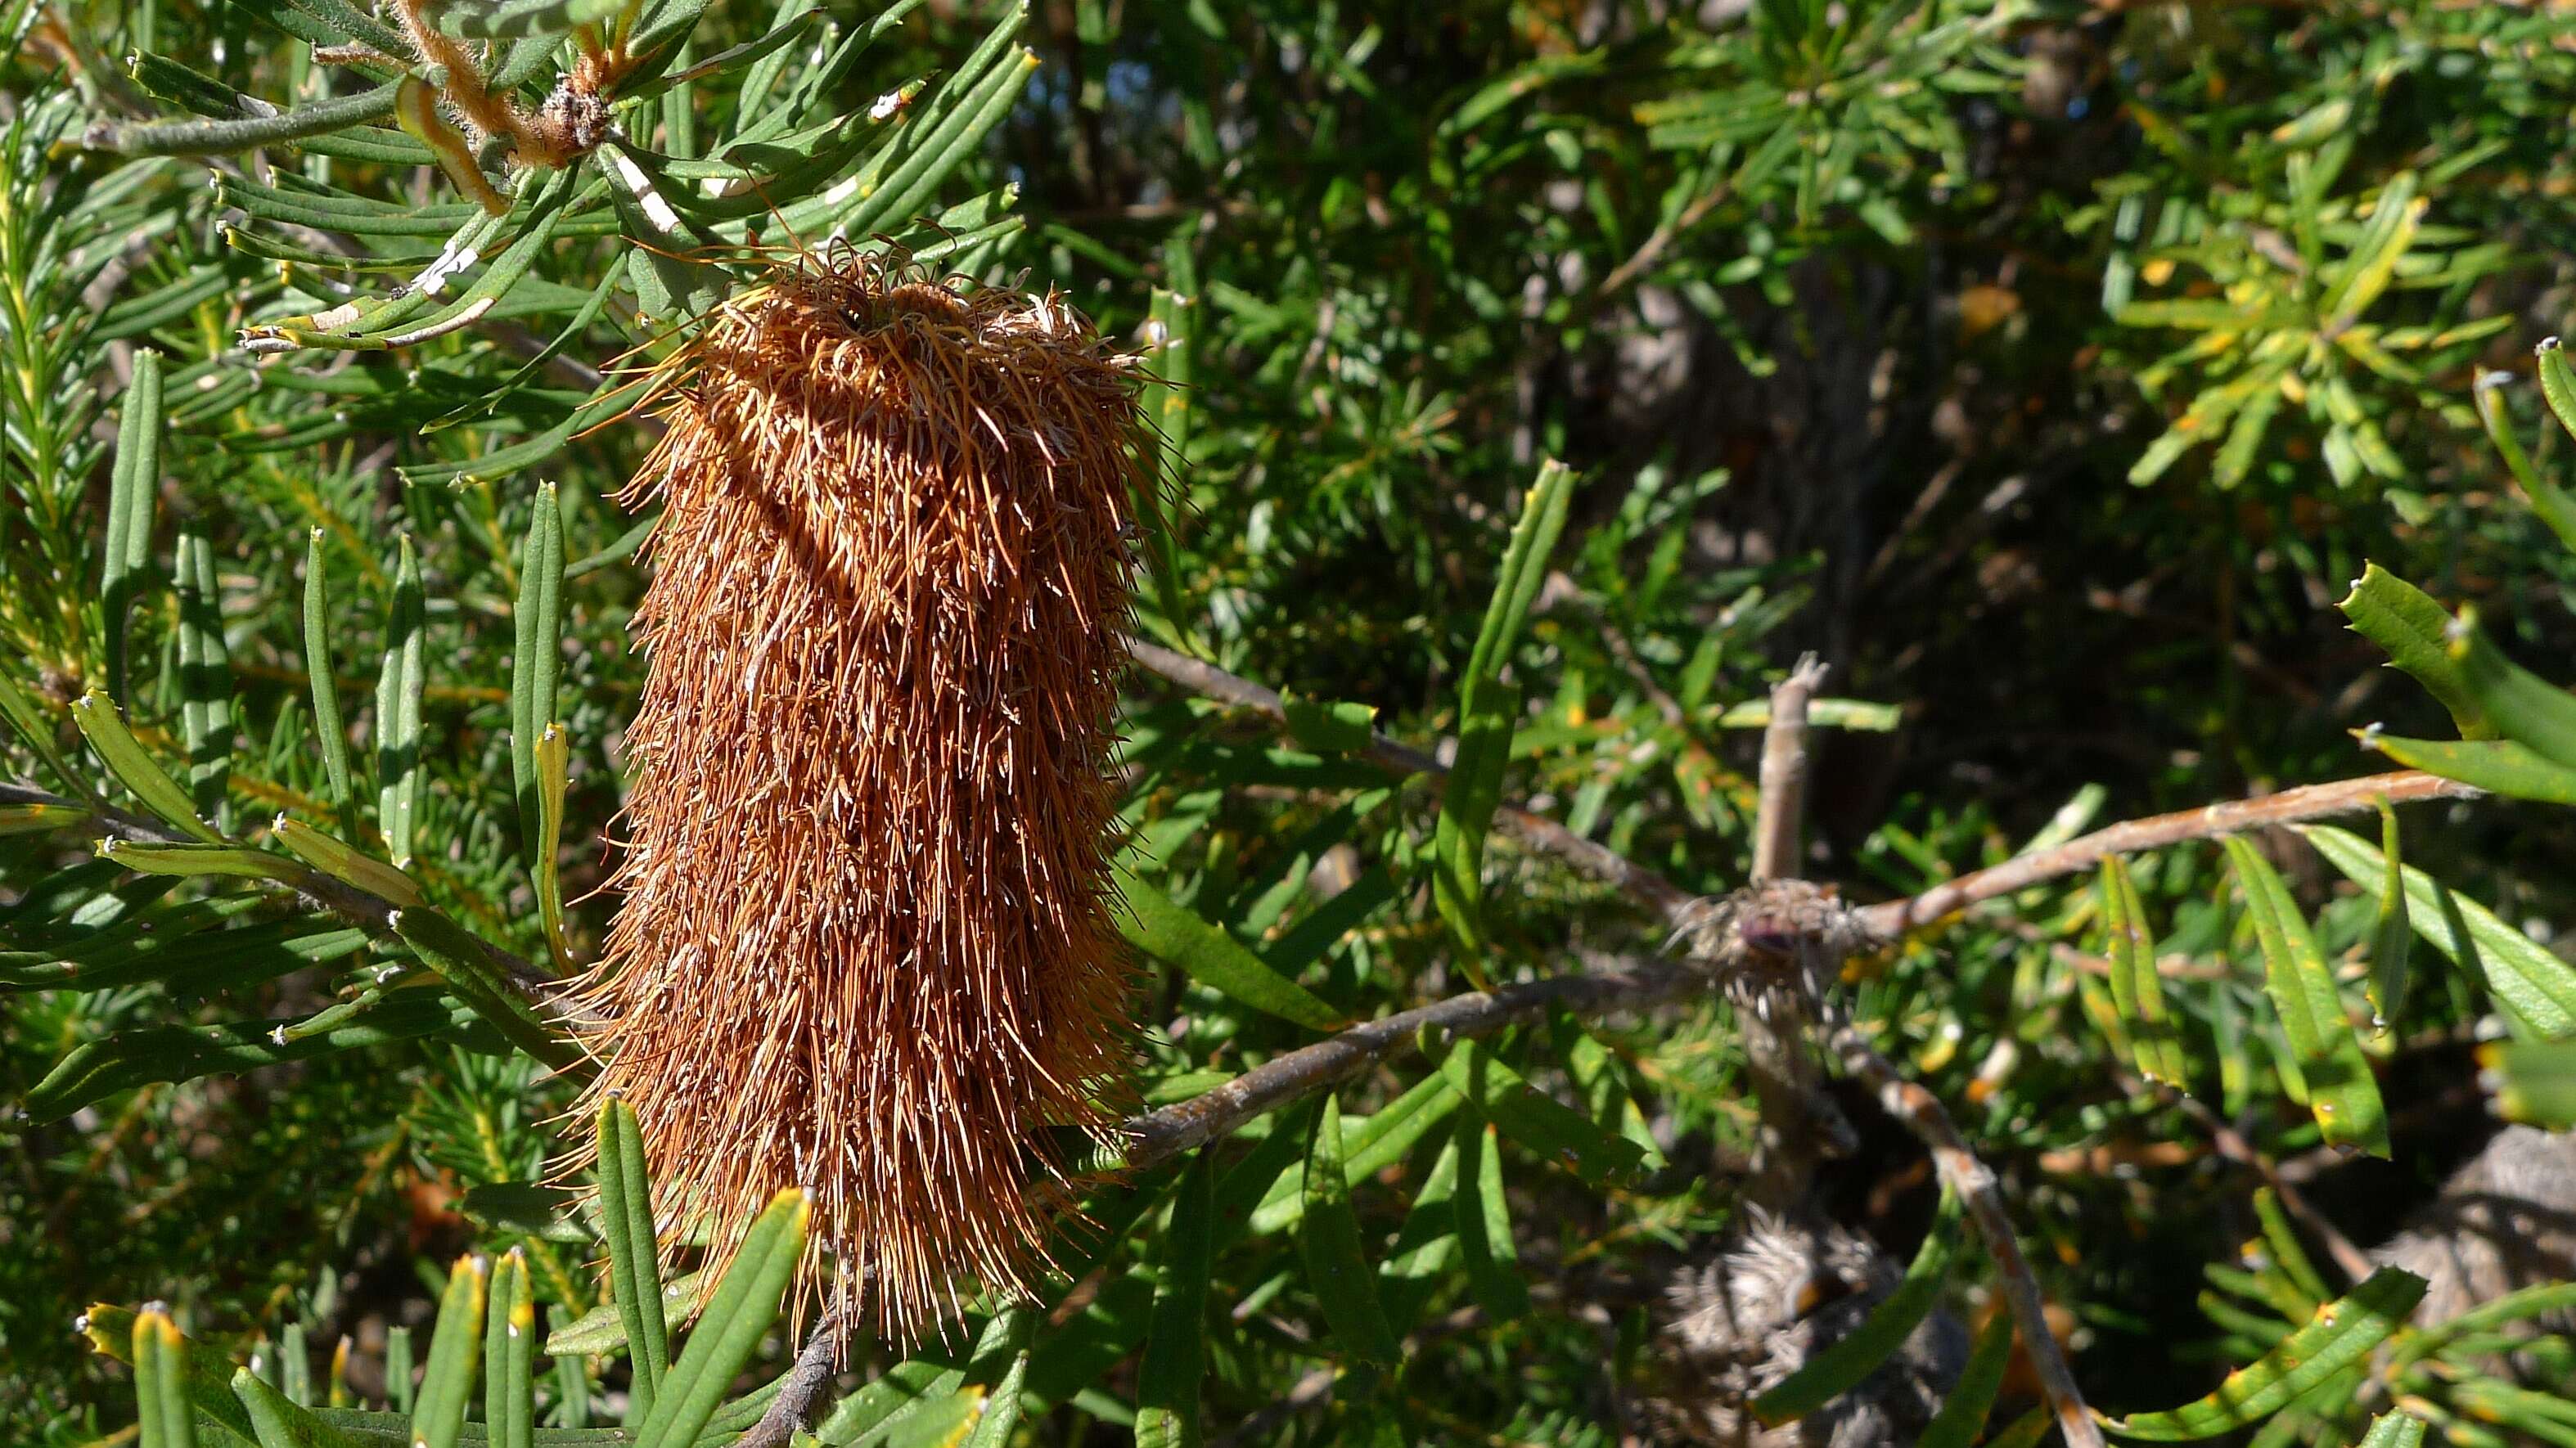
[{"left": 568, "top": 249, "right": 1145, "bottom": 1344}]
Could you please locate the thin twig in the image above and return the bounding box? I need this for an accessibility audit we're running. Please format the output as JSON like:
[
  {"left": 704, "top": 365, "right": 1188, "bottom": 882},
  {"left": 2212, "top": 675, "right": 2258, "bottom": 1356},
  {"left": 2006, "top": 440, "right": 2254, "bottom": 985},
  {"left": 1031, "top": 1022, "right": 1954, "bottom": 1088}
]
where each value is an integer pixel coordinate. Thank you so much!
[
  {"left": 1128, "top": 641, "right": 1698, "bottom": 920},
  {"left": 1860, "top": 771, "right": 2482, "bottom": 938},
  {"left": 735, "top": 1302, "right": 850, "bottom": 1448},
  {"left": 1741, "top": 656, "right": 1836, "bottom": 1207},
  {"left": 1750, "top": 654, "right": 1826, "bottom": 884},
  {"left": 1124, "top": 959, "right": 1691, "bottom": 1168},
  {"left": 1826, "top": 1003, "right": 2105, "bottom": 1448}
]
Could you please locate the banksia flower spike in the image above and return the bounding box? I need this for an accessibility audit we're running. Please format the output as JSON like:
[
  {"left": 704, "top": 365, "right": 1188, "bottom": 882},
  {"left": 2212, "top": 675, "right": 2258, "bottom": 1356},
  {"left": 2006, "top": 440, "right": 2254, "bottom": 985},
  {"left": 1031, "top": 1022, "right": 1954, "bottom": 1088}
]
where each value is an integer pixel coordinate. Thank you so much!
[{"left": 569, "top": 246, "right": 1146, "bottom": 1345}]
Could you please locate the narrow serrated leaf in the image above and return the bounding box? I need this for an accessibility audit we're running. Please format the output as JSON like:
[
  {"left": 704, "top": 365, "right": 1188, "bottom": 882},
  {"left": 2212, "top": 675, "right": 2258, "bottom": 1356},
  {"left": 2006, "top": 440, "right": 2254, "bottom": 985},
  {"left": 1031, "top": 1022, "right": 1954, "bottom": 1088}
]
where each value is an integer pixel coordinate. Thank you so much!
[
  {"left": 374, "top": 536, "right": 426, "bottom": 868},
  {"left": 1754, "top": 1187, "right": 1963, "bottom": 1426},
  {"left": 2366, "top": 798, "right": 2411, "bottom": 1034},
  {"left": 2102, "top": 1268, "right": 2425, "bottom": 1439},
  {"left": 633, "top": 1188, "right": 811, "bottom": 1448},
  {"left": 2298, "top": 823, "right": 2576, "bottom": 1036},
  {"left": 1134, "top": 1150, "right": 1214, "bottom": 1448},
  {"left": 70, "top": 689, "right": 221, "bottom": 841},
  {"left": 1299, "top": 1095, "right": 1401, "bottom": 1366},
  {"left": 1434, "top": 460, "right": 1576, "bottom": 973},
  {"left": 2102, "top": 854, "right": 2189, "bottom": 1086},
  {"left": 1114, "top": 866, "right": 1342, "bottom": 1030},
  {"left": 410, "top": 1253, "right": 489, "bottom": 1448},
  {"left": 1440, "top": 1037, "right": 1647, "bottom": 1188},
  {"left": 2224, "top": 837, "right": 2389, "bottom": 1158},
  {"left": 595, "top": 1096, "right": 671, "bottom": 1410},
  {"left": 511, "top": 483, "right": 565, "bottom": 861},
  {"left": 1919, "top": 1311, "right": 2015, "bottom": 1448},
  {"left": 103, "top": 352, "right": 164, "bottom": 706},
  {"left": 134, "top": 1308, "right": 196, "bottom": 1448},
  {"left": 271, "top": 816, "right": 424, "bottom": 907},
  {"left": 301, "top": 528, "right": 354, "bottom": 814}
]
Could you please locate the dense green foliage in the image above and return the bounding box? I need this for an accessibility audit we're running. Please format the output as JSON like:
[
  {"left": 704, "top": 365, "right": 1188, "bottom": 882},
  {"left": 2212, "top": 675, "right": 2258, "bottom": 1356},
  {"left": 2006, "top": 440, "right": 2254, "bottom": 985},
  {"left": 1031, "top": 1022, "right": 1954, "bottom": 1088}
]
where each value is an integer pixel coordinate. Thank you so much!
[{"left": 10, "top": 0, "right": 2576, "bottom": 1444}]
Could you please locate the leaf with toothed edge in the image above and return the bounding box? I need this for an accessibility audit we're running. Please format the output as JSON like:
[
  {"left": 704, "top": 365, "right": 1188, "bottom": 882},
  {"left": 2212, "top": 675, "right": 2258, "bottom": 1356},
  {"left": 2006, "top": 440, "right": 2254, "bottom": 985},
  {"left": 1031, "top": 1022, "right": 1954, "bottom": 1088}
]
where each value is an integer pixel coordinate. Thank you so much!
[
  {"left": 2101, "top": 1268, "right": 2425, "bottom": 1439},
  {"left": 2223, "top": 837, "right": 2389, "bottom": 1158}
]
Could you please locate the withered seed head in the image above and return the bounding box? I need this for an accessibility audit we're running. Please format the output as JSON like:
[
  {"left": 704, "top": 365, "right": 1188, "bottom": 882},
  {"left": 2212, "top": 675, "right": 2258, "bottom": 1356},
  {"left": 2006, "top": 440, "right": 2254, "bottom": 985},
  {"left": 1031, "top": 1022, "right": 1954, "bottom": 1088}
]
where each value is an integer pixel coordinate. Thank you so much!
[{"left": 565, "top": 246, "right": 1146, "bottom": 1346}]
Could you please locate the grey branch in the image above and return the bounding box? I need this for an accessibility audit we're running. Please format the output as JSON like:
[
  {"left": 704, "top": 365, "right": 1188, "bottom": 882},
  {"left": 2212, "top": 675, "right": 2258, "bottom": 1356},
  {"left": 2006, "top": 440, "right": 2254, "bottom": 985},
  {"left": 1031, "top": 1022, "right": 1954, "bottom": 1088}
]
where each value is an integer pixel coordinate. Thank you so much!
[
  {"left": 1860, "top": 769, "right": 2481, "bottom": 938},
  {"left": 1825, "top": 1002, "right": 2105, "bottom": 1448}
]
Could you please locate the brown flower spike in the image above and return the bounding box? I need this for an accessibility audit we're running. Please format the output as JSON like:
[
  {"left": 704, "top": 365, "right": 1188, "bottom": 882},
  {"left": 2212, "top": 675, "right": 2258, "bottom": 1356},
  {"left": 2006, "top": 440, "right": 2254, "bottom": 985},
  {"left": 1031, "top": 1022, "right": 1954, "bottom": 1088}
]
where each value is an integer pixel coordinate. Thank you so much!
[{"left": 570, "top": 249, "right": 1144, "bottom": 1344}]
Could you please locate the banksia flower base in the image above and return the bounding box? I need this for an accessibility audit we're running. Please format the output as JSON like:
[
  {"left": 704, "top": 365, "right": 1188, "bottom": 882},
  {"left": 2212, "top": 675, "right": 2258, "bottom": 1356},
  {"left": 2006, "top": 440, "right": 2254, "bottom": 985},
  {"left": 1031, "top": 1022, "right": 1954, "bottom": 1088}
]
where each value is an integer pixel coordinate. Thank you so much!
[{"left": 572, "top": 250, "right": 1143, "bottom": 1344}]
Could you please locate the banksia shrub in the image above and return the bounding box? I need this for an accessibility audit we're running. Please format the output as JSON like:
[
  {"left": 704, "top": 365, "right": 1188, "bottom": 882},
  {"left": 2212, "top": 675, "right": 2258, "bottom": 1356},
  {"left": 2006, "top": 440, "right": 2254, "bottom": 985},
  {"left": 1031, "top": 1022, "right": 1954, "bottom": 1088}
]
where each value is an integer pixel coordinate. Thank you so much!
[{"left": 570, "top": 249, "right": 1144, "bottom": 1344}]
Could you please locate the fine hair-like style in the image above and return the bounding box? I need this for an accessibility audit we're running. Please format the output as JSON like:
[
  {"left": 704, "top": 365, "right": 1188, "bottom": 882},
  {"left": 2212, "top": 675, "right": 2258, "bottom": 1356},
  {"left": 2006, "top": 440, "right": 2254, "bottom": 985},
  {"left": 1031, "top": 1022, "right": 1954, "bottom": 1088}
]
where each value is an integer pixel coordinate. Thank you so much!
[{"left": 568, "top": 248, "right": 1145, "bottom": 1345}]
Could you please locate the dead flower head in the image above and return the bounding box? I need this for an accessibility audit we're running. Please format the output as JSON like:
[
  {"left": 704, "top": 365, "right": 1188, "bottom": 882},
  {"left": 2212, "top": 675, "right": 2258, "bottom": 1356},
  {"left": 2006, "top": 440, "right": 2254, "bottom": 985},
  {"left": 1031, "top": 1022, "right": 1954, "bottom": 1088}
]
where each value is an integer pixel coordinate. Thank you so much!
[{"left": 568, "top": 245, "right": 1148, "bottom": 1346}]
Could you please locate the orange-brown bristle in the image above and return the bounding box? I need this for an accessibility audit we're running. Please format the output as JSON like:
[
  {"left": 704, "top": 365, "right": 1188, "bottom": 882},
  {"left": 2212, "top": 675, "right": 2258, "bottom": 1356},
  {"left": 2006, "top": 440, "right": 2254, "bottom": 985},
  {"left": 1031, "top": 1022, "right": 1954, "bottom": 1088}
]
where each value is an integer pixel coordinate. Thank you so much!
[{"left": 567, "top": 248, "right": 1144, "bottom": 1346}]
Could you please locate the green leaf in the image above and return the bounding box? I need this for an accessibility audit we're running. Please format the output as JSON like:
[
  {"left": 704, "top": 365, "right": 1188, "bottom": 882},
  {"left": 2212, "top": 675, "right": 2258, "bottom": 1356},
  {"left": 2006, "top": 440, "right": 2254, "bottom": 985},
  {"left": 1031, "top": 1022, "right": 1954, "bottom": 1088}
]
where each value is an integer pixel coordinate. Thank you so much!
[
  {"left": 412, "top": 1253, "right": 489, "bottom": 1448},
  {"left": 2223, "top": 837, "right": 2389, "bottom": 1158},
  {"left": 1132, "top": 284, "right": 1198, "bottom": 653},
  {"left": 1134, "top": 1150, "right": 1214, "bottom": 1448},
  {"left": 633, "top": 1187, "right": 812, "bottom": 1448},
  {"left": 271, "top": 816, "right": 424, "bottom": 907},
  {"left": 1919, "top": 1311, "right": 2015, "bottom": 1448},
  {"left": 83, "top": 1306, "right": 256, "bottom": 1444},
  {"left": 534, "top": 723, "right": 571, "bottom": 969},
  {"left": 1376, "top": 1138, "right": 1463, "bottom": 1333},
  {"left": 511, "top": 483, "right": 566, "bottom": 866},
  {"left": 2393, "top": 1279, "right": 2576, "bottom": 1368},
  {"left": 2357, "top": 1411, "right": 2428, "bottom": 1448},
  {"left": 2252, "top": 1188, "right": 2331, "bottom": 1309},
  {"left": 2362, "top": 732, "right": 2576, "bottom": 803},
  {"left": 484, "top": 1249, "right": 537, "bottom": 1448},
  {"left": 2297, "top": 823, "right": 2576, "bottom": 1037},
  {"left": 102, "top": 351, "right": 164, "bottom": 708},
  {"left": 1113, "top": 866, "right": 1342, "bottom": 1030},
  {"left": 97, "top": 838, "right": 298, "bottom": 884},
  {"left": 1432, "top": 459, "right": 1576, "bottom": 973},
  {"left": 70, "top": 688, "right": 222, "bottom": 842},
  {"left": 134, "top": 1307, "right": 197, "bottom": 1448},
  {"left": 234, "top": 1366, "right": 367, "bottom": 1448},
  {"left": 1453, "top": 1115, "right": 1529, "bottom": 1321},
  {"left": 390, "top": 908, "right": 581, "bottom": 1070},
  {"left": 1754, "top": 1187, "right": 1964, "bottom": 1426},
  {"left": 2539, "top": 336, "right": 2576, "bottom": 447},
  {"left": 0, "top": 670, "right": 86, "bottom": 795},
  {"left": 1245, "top": 1073, "right": 1462, "bottom": 1237},
  {"left": 374, "top": 535, "right": 426, "bottom": 869},
  {"left": 459, "top": 1182, "right": 592, "bottom": 1243},
  {"left": 1439, "top": 1037, "right": 1648, "bottom": 1189},
  {"left": 92, "top": 81, "right": 402, "bottom": 155},
  {"left": 542, "top": 1270, "right": 705, "bottom": 1358},
  {"left": 2101, "top": 1268, "right": 2425, "bottom": 1440},
  {"left": 959, "top": 1311, "right": 1033, "bottom": 1448},
  {"left": 2473, "top": 373, "right": 2576, "bottom": 557},
  {"left": 597, "top": 1096, "right": 671, "bottom": 1414},
  {"left": 301, "top": 528, "right": 354, "bottom": 813},
  {"left": 2364, "top": 799, "right": 2412, "bottom": 1034},
  {"left": 1281, "top": 692, "right": 1377, "bottom": 754},
  {"left": 1299, "top": 1095, "right": 1401, "bottom": 1366},
  {"left": 2337, "top": 564, "right": 2494, "bottom": 741},
  {"left": 2101, "top": 854, "right": 2188, "bottom": 1086},
  {"left": 0, "top": 801, "right": 87, "bottom": 837},
  {"left": 22, "top": 993, "right": 473, "bottom": 1122},
  {"left": 2485, "top": 1041, "right": 2576, "bottom": 1128}
]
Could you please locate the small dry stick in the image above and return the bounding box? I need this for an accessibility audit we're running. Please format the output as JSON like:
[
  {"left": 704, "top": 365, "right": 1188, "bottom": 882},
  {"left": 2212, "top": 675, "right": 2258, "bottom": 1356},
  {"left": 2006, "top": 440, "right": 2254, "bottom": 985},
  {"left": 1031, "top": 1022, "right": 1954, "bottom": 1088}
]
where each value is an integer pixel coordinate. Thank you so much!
[
  {"left": 1863, "top": 770, "right": 2480, "bottom": 937},
  {"left": 1826, "top": 1002, "right": 2106, "bottom": 1448},
  {"left": 1125, "top": 958, "right": 1690, "bottom": 1167},
  {"left": 735, "top": 1302, "right": 851, "bottom": 1448},
  {"left": 1750, "top": 653, "right": 1827, "bottom": 884},
  {"left": 1739, "top": 655, "right": 1842, "bottom": 1208}
]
